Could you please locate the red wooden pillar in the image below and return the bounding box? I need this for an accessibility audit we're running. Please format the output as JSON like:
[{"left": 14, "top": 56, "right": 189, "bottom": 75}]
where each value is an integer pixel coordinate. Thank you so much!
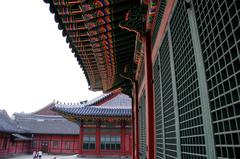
[
  {"left": 7, "top": 137, "right": 9, "bottom": 154},
  {"left": 7, "top": 136, "right": 10, "bottom": 154},
  {"left": 121, "top": 120, "right": 125, "bottom": 155},
  {"left": 60, "top": 135, "right": 63, "bottom": 153},
  {"left": 35, "top": 136, "right": 39, "bottom": 151},
  {"left": 78, "top": 123, "right": 83, "bottom": 155},
  {"left": 96, "top": 120, "right": 100, "bottom": 155},
  {"left": 15, "top": 139, "right": 17, "bottom": 154},
  {"left": 49, "top": 135, "right": 52, "bottom": 153},
  {"left": 131, "top": 95, "right": 135, "bottom": 159},
  {"left": 134, "top": 81, "right": 140, "bottom": 159},
  {"left": 21, "top": 141, "right": 23, "bottom": 153},
  {"left": 73, "top": 136, "right": 75, "bottom": 153},
  {"left": 144, "top": 31, "right": 155, "bottom": 159}
]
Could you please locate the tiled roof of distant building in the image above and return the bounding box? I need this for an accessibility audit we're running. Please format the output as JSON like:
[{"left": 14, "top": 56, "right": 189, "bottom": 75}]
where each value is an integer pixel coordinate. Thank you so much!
[
  {"left": 52, "top": 93, "right": 132, "bottom": 120},
  {"left": 14, "top": 113, "right": 79, "bottom": 135},
  {"left": 0, "top": 110, "right": 26, "bottom": 133}
]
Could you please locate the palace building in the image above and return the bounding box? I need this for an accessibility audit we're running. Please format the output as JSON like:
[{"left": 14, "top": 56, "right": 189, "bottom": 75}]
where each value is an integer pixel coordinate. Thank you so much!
[
  {"left": 0, "top": 104, "right": 79, "bottom": 158},
  {"left": 14, "top": 112, "right": 80, "bottom": 155},
  {"left": 42, "top": 0, "right": 240, "bottom": 159},
  {"left": 52, "top": 91, "right": 132, "bottom": 157},
  {"left": 0, "top": 92, "right": 132, "bottom": 158},
  {"left": 0, "top": 110, "right": 31, "bottom": 157}
]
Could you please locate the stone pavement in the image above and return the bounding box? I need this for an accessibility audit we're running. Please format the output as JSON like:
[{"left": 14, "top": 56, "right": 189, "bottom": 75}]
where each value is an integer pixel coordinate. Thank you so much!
[
  {"left": 6, "top": 154, "right": 78, "bottom": 159},
  {"left": 6, "top": 154, "right": 124, "bottom": 159}
]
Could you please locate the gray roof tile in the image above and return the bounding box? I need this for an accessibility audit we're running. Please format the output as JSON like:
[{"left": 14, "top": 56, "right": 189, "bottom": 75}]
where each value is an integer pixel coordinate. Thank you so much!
[
  {"left": 0, "top": 110, "right": 26, "bottom": 133},
  {"left": 53, "top": 93, "right": 132, "bottom": 118},
  {"left": 14, "top": 113, "right": 79, "bottom": 135}
]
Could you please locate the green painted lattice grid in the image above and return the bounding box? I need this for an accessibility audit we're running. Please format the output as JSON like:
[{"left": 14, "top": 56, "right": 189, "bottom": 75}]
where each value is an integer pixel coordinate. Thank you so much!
[
  {"left": 170, "top": 1, "right": 207, "bottom": 159},
  {"left": 193, "top": 0, "right": 240, "bottom": 158},
  {"left": 151, "top": 0, "right": 166, "bottom": 48},
  {"left": 139, "top": 93, "right": 147, "bottom": 159},
  {"left": 154, "top": 56, "right": 164, "bottom": 159},
  {"left": 159, "top": 34, "right": 177, "bottom": 158}
]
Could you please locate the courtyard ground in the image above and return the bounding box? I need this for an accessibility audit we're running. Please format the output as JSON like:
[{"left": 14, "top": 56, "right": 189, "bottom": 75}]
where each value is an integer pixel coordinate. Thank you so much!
[{"left": 6, "top": 154, "right": 123, "bottom": 159}]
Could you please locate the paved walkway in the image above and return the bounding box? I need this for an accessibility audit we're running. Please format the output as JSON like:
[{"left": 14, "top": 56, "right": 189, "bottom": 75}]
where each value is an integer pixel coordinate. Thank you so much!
[
  {"left": 6, "top": 154, "right": 124, "bottom": 159},
  {"left": 7, "top": 154, "right": 78, "bottom": 159}
]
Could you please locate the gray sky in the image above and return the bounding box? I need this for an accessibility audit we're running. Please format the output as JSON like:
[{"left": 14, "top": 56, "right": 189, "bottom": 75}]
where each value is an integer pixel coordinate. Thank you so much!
[{"left": 0, "top": 0, "right": 102, "bottom": 115}]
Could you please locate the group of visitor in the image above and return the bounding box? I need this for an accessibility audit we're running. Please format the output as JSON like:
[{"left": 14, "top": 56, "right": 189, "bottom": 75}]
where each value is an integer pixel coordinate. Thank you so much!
[{"left": 32, "top": 150, "right": 43, "bottom": 159}]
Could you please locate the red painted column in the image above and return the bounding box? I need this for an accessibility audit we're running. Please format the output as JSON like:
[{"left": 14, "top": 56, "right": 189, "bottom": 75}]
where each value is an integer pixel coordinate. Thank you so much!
[
  {"left": 96, "top": 120, "right": 100, "bottom": 155},
  {"left": 134, "top": 81, "right": 139, "bottom": 159},
  {"left": 131, "top": 95, "right": 135, "bottom": 159},
  {"left": 78, "top": 123, "right": 83, "bottom": 155},
  {"left": 121, "top": 120, "right": 125, "bottom": 155},
  {"left": 15, "top": 139, "right": 17, "bottom": 154},
  {"left": 21, "top": 142, "right": 23, "bottom": 153},
  {"left": 49, "top": 135, "right": 52, "bottom": 153},
  {"left": 60, "top": 135, "right": 63, "bottom": 153},
  {"left": 73, "top": 136, "right": 75, "bottom": 153},
  {"left": 7, "top": 137, "right": 10, "bottom": 154},
  {"left": 144, "top": 31, "right": 156, "bottom": 159}
]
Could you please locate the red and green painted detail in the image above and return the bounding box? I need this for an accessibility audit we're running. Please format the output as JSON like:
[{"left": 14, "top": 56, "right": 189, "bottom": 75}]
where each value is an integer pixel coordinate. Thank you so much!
[
  {"left": 52, "top": 92, "right": 132, "bottom": 121},
  {"left": 44, "top": 0, "right": 138, "bottom": 92}
]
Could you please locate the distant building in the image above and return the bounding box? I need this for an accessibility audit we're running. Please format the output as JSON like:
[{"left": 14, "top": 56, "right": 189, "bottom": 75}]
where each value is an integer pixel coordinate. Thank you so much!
[
  {"left": 14, "top": 113, "right": 80, "bottom": 155},
  {"left": 0, "top": 110, "right": 31, "bottom": 157},
  {"left": 0, "top": 92, "right": 132, "bottom": 158},
  {"left": 0, "top": 106, "right": 79, "bottom": 158},
  {"left": 53, "top": 92, "right": 132, "bottom": 157}
]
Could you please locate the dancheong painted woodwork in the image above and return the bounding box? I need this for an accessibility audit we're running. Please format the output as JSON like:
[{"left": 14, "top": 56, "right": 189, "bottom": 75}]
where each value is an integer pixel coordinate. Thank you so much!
[
  {"left": 43, "top": 0, "right": 139, "bottom": 92},
  {"left": 51, "top": 92, "right": 132, "bottom": 157},
  {"left": 43, "top": 0, "right": 158, "bottom": 93},
  {"left": 42, "top": 0, "right": 240, "bottom": 159}
]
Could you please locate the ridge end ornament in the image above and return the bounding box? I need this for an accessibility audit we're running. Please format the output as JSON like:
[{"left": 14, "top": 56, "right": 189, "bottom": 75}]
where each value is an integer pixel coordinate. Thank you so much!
[{"left": 119, "top": 5, "right": 147, "bottom": 38}]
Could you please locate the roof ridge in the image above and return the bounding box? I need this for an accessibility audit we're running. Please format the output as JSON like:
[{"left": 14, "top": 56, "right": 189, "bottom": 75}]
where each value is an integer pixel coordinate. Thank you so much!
[
  {"left": 0, "top": 109, "right": 27, "bottom": 133},
  {"left": 53, "top": 100, "right": 88, "bottom": 106},
  {"left": 53, "top": 92, "right": 114, "bottom": 108},
  {"left": 32, "top": 101, "right": 55, "bottom": 114},
  {"left": 89, "top": 105, "right": 131, "bottom": 109}
]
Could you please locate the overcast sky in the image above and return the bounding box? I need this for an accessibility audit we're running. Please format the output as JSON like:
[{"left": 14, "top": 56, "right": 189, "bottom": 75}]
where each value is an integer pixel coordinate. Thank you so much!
[{"left": 0, "top": 0, "right": 102, "bottom": 115}]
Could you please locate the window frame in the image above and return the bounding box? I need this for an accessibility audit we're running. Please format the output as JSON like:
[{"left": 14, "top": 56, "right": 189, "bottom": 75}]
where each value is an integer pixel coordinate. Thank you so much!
[
  {"left": 100, "top": 135, "right": 121, "bottom": 151},
  {"left": 83, "top": 135, "right": 96, "bottom": 150}
]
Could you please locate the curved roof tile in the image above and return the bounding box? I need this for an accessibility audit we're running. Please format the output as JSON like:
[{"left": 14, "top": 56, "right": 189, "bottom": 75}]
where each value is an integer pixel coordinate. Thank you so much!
[
  {"left": 0, "top": 110, "right": 26, "bottom": 133},
  {"left": 52, "top": 93, "right": 132, "bottom": 119},
  {"left": 14, "top": 113, "right": 79, "bottom": 135}
]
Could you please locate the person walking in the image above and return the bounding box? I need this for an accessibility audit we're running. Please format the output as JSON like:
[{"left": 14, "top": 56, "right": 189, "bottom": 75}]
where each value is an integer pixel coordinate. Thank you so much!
[
  {"left": 32, "top": 151, "right": 37, "bottom": 159},
  {"left": 38, "top": 150, "right": 43, "bottom": 159}
]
